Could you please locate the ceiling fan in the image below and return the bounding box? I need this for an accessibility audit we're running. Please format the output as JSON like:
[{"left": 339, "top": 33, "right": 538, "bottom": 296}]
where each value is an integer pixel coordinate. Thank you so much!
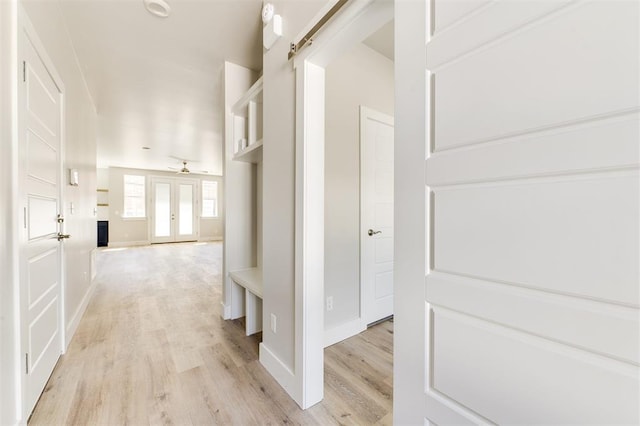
[{"left": 168, "top": 160, "right": 208, "bottom": 175}]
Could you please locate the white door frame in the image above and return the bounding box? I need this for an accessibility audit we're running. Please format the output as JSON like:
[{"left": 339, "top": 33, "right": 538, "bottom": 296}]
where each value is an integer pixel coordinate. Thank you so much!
[
  {"left": 392, "top": 2, "right": 428, "bottom": 423},
  {"left": 17, "top": 4, "right": 67, "bottom": 420},
  {"left": 292, "top": 0, "right": 394, "bottom": 409},
  {"left": 1, "top": 1, "right": 19, "bottom": 424}
]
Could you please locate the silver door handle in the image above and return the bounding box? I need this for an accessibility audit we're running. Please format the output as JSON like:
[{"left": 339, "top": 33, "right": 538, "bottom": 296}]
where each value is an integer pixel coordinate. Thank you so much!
[
  {"left": 368, "top": 229, "right": 382, "bottom": 236},
  {"left": 57, "top": 232, "right": 71, "bottom": 241}
]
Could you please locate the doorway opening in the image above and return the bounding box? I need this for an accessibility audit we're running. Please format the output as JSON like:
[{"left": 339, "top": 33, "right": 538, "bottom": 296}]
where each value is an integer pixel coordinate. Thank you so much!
[
  {"left": 324, "top": 43, "right": 395, "bottom": 345},
  {"left": 293, "top": 0, "right": 394, "bottom": 409}
]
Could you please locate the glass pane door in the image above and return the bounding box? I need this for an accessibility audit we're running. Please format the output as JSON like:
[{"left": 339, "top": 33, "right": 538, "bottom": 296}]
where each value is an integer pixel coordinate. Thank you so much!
[
  {"left": 155, "top": 182, "right": 172, "bottom": 238},
  {"left": 151, "top": 177, "right": 198, "bottom": 243},
  {"left": 178, "top": 184, "right": 193, "bottom": 236}
]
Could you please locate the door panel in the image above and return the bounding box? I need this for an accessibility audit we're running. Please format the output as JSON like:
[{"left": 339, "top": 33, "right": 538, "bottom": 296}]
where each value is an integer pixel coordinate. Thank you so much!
[
  {"left": 153, "top": 181, "right": 172, "bottom": 241},
  {"left": 19, "top": 25, "right": 63, "bottom": 416},
  {"left": 177, "top": 183, "right": 194, "bottom": 239},
  {"left": 27, "top": 130, "right": 57, "bottom": 183},
  {"left": 361, "top": 107, "right": 394, "bottom": 324},
  {"left": 27, "top": 250, "right": 58, "bottom": 307},
  {"left": 432, "top": 308, "right": 638, "bottom": 424},
  {"left": 27, "top": 196, "right": 57, "bottom": 239},
  {"left": 435, "top": 176, "right": 639, "bottom": 304},
  {"left": 429, "top": 1, "right": 639, "bottom": 151},
  {"left": 423, "top": 0, "right": 640, "bottom": 423}
]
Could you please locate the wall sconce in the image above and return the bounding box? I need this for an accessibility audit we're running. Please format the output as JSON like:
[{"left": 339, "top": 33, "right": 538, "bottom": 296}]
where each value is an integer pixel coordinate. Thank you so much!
[{"left": 69, "top": 168, "right": 79, "bottom": 186}]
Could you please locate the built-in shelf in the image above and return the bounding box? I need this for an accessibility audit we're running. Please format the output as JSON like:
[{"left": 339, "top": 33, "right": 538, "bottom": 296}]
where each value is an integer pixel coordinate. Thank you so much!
[
  {"left": 229, "top": 267, "right": 263, "bottom": 298},
  {"left": 232, "top": 77, "right": 263, "bottom": 115},
  {"left": 224, "top": 68, "right": 264, "bottom": 337},
  {"left": 232, "top": 76, "right": 263, "bottom": 161},
  {"left": 233, "top": 139, "right": 263, "bottom": 163},
  {"left": 97, "top": 188, "right": 109, "bottom": 209}
]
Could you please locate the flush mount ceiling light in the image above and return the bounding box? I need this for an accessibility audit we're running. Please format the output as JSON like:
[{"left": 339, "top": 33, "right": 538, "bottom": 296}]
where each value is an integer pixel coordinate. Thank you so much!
[{"left": 144, "top": 0, "right": 171, "bottom": 18}]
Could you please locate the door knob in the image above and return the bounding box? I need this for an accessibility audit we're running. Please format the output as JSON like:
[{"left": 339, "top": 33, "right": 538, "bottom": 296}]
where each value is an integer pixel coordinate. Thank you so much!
[
  {"left": 368, "top": 229, "right": 382, "bottom": 236},
  {"left": 57, "top": 232, "right": 71, "bottom": 241}
]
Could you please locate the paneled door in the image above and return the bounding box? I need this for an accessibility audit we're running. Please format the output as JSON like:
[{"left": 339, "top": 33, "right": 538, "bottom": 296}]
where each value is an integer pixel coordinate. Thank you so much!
[
  {"left": 360, "top": 107, "right": 394, "bottom": 325},
  {"left": 421, "top": 0, "right": 639, "bottom": 423},
  {"left": 18, "top": 17, "right": 65, "bottom": 416},
  {"left": 150, "top": 177, "right": 198, "bottom": 243}
]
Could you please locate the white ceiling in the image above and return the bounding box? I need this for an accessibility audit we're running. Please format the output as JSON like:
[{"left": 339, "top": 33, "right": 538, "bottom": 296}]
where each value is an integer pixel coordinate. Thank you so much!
[
  {"left": 59, "top": 0, "right": 264, "bottom": 175},
  {"left": 56, "top": 0, "right": 391, "bottom": 176}
]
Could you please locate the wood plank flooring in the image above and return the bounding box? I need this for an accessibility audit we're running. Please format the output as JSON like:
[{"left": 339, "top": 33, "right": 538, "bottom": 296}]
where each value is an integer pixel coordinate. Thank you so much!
[{"left": 29, "top": 242, "right": 393, "bottom": 425}]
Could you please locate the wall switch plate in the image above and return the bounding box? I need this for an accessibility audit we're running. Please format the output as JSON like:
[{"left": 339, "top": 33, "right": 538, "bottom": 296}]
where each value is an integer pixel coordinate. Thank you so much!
[
  {"left": 326, "top": 296, "right": 333, "bottom": 311},
  {"left": 270, "top": 313, "right": 277, "bottom": 333}
]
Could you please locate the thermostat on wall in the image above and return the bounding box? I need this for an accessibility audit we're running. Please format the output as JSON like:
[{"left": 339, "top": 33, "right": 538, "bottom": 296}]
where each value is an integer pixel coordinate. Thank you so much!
[{"left": 69, "top": 168, "right": 79, "bottom": 186}]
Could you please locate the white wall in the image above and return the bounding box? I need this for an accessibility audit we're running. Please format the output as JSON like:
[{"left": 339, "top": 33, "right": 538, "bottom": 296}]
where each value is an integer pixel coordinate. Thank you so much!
[
  {"left": 324, "top": 43, "right": 393, "bottom": 332},
  {"left": 0, "top": 1, "right": 18, "bottom": 424},
  {"left": 107, "top": 166, "right": 224, "bottom": 245},
  {"left": 261, "top": 0, "right": 325, "bottom": 380}
]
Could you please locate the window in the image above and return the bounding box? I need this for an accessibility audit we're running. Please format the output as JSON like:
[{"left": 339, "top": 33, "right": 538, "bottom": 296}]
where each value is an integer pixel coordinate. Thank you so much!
[
  {"left": 123, "top": 175, "right": 146, "bottom": 218},
  {"left": 202, "top": 180, "right": 218, "bottom": 218}
]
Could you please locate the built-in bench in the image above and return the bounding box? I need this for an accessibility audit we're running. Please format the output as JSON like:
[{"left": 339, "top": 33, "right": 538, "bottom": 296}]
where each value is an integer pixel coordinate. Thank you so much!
[{"left": 228, "top": 268, "right": 263, "bottom": 336}]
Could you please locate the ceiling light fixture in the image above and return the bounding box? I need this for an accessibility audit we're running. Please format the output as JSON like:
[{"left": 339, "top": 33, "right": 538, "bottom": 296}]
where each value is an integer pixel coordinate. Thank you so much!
[{"left": 144, "top": 0, "right": 171, "bottom": 18}]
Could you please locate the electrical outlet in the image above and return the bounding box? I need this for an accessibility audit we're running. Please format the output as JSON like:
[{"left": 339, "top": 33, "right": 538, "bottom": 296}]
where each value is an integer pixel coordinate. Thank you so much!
[
  {"left": 326, "top": 296, "right": 333, "bottom": 311},
  {"left": 270, "top": 313, "right": 277, "bottom": 333}
]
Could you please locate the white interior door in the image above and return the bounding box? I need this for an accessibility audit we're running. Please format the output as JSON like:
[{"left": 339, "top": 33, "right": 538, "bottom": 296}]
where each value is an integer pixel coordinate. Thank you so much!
[
  {"left": 19, "top": 23, "right": 64, "bottom": 416},
  {"left": 151, "top": 177, "right": 198, "bottom": 243},
  {"left": 420, "top": 1, "right": 640, "bottom": 423},
  {"left": 361, "top": 106, "right": 394, "bottom": 325}
]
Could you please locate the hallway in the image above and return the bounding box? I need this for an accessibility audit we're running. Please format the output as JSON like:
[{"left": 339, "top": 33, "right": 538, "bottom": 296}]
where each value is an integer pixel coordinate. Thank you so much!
[{"left": 29, "top": 242, "right": 393, "bottom": 425}]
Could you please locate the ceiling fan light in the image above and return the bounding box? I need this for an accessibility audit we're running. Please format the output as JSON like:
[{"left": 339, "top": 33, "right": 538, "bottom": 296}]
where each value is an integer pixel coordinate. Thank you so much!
[{"left": 144, "top": 0, "right": 171, "bottom": 18}]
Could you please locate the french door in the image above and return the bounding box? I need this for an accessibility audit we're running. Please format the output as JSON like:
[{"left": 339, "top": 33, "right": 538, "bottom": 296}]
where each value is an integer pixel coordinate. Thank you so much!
[{"left": 150, "top": 177, "right": 198, "bottom": 243}]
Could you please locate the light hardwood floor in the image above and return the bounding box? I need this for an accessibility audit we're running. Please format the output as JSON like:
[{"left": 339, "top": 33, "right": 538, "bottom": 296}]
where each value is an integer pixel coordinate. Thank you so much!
[{"left": 29, "top": 242, "right": 393, "bottom": 425}]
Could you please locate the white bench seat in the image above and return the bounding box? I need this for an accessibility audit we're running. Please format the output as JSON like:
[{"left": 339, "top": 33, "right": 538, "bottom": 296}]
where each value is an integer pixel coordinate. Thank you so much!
[{"left": 229, "top": 268, "right": 263, "bottom": 336}]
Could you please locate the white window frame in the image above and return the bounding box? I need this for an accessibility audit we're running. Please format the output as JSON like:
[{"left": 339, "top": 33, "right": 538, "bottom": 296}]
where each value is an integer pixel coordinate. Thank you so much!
[
  {"left": 201, "top": 180, "right": 219, "bottom": 218},
  {"left": 122, "top": 174, "right": 146, "bottom": 219}
]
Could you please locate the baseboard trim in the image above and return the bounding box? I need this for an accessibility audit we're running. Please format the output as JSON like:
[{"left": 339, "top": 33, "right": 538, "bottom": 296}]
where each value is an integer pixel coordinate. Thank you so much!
[
  {"left": 65, "top": 278, "right": 97, "bottom": 349},
  {"left": 90, "top": 249, "right": 97, "bottom": 280},
  {"left": 324, "top": 317, "right": 366, "bottom": 348},
  {"left": 107, "top": 240, "right": 150, "bottom": 248},
  {"left": 259, "top": 343, "right": 300, "bottom": 405},
  {"left": 198, "top": 237, "right": 223, "bottom": 242}
]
